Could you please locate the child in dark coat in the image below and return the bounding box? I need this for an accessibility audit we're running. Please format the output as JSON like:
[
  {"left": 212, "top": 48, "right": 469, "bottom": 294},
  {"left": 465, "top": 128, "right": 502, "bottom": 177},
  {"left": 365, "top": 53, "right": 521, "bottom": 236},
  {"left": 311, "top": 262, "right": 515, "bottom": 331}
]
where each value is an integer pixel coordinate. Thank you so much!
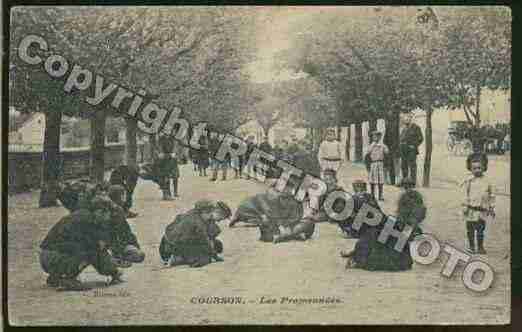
[{"left": 155, "top": 135, "right": 180, "bottom": 200}]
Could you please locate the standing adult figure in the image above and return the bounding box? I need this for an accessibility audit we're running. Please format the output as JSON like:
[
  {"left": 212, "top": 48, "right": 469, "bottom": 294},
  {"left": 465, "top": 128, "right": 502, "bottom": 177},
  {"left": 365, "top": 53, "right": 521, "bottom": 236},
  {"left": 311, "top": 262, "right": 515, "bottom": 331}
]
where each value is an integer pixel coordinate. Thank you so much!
[{"left": 399, "top": 114, "right": 423, "bottom": 186}]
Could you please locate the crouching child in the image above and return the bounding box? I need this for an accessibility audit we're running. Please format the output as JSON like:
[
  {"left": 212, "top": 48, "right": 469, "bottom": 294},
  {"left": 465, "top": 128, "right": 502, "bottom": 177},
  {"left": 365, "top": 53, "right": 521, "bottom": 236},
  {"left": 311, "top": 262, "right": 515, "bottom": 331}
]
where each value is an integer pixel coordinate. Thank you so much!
[
  {"left": 41, "top": 183, "right": 144, "bottom": 291},
  {"left": 159, "top": 200, "right": 231, "bottom": 268}
]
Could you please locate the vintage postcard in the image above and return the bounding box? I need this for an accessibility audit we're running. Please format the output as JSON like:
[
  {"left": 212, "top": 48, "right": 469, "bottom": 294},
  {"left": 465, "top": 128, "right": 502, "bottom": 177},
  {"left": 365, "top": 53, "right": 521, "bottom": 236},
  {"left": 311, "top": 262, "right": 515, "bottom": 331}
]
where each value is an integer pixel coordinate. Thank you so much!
[{"left": 5, "top": 6, "right": 511, "bottom": 325}]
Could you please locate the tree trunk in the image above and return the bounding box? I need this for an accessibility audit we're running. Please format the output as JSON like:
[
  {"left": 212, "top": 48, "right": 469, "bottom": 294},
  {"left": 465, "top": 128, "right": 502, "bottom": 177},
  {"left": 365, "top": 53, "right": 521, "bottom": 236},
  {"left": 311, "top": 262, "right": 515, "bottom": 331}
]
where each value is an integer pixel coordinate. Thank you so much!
[
  {"left": 474, "top": 85, "right": 482, "bottom": 128},
  {"left": 150, "top": 133, "right": 158, "bottom": 161},
  {"left": 311, "top": 128, "right": 317, "bottom": 151},
  {"left": 336, "top": 124, "right": 342, "bottom": 141},
  {"left": 318, "top": 127, "right": 326, "bottom": 145},
  {"left": 345, "top": 124, "right": 351, "bottom": 161},
  {"left": 354, "top": 122, "right": 363, "bottom": 162},
  {"left": 369, "top": 118, "right": 378, "bottom": 133},
  {"left": 422, "top": 108, "right": 433, "bottom": 187},
  {"left": 90, "top": 111, "right": 106, "bottom": 183},
  {"left": 125, "top": 117, "right": 138, "bottom": 168},
  {"left": 384, "top": 110, "right": 400, "bottom": 185},
  {"left": 262, "top": 126, "right": 270, "bottom": 140},
  {"left": 39, "top": 110, "right": 62, "bottom": 208}
]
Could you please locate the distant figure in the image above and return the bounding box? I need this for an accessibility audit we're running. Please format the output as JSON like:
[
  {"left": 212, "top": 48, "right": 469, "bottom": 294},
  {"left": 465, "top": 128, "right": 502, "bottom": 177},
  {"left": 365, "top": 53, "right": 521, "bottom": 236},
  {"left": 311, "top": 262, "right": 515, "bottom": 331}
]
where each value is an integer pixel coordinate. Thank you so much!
[
  {"left": 503, "top": 133, "right": 510, "bottom": 152},
  {"left": 259, "top": 136, "right": 273, "bottom": 154},
  {"left": 461, "top": 153, "right": 495, "bottom": 254},
  {"left": 258, "top": 136, "right": 274, "bottom": 178},
  {"left": 396, "top": 177, "right": 427, "bottom": 238},
  {"left": 399, "top": 113, "right": 423, "bottom": 186},
  {"left": 293, "top": 141, "right": 321, "bottom": 178},
  {"left": 279, "top": 140, "right": 292, "bottom": 164},
  {"left": 287, "top": 136, "right": 300, "bottom": 158},
  {"left": 189, "top": 146, "right": 199, "bottom": 173},
  {"left": 365, "top": 131, "right": 389, "bottom": 201},
  {"left": 231, "top": 135, "right": 244, "bottom": 179},
  {"left": 243, "top": 135, "right": 256, "bottom": 179},
  {"left": 209, "top": 133, "right": 228, "bottom": 181},
  {"left": 195, "top": 135, "right": 210, "bottom": 177},
  {"left": 318, "top": 129, "right": 342, "bottom": 177},
  {"left": 109, "top": 165, "right": 140, "bottom": 218},
  {"left": 153, "top": 135, "right": 180, "bottom": 200}
]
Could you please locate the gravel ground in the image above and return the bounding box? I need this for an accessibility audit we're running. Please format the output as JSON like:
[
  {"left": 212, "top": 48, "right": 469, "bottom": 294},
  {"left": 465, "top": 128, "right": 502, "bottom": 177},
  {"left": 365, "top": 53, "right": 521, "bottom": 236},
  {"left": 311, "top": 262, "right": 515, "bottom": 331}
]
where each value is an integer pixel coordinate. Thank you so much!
[{"left": 6, "top": 156, "right": 510, "bottom": 325}]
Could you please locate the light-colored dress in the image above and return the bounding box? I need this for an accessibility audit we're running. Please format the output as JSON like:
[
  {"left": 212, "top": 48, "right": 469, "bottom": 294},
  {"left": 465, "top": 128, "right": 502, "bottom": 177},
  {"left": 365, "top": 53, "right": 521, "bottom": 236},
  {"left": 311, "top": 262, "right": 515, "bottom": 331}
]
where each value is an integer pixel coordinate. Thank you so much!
[
  {"left": 318, "top": 140, "right": 342, "bottom": 173},
  {"left": 366, "top": 143, "right": 389, "bottom": 184},
  {"left": 461, "top": 175, "right": 495, "bottom": 223}
]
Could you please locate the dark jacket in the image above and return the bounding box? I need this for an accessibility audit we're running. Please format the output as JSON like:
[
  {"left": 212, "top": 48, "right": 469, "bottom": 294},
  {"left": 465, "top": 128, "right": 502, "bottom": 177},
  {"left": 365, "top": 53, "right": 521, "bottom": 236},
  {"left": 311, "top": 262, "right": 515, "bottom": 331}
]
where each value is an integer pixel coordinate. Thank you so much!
[
  {"left": 209, "top": 137, "right": 221, "bottom": 158},
  {"left": 195, "top": 137, "right": 210, "bottom": 167},
  {"left": 399, "top": 123, "right": 424, "bottom": 156},
  {"left": 40, "top": 209, "right": 110, "bottom": 260},
  {"left": 107, "top": 206, "right": 141, "bottom": 255},
  {"left": 162, "top": 210, "right": 216, "bottom": 260},
  {"left": 233, "top": 193, "right": 303, "bottom": 228},
  {"left": 259, "top": 142, "right": 273, "bottom": 155},
  {"left": 109, "top": 165, "right": 139, "bottom": 192},
  {"left": 246, "top": 141, "right": 256, "bottom": 160},
  {"left": 153, "top": 154, "right": 179, "bottom": 179},
  {"left": 293, "top": 149, "right": 321, "bottom": 177},
  {"left": 397, "top": 189, "right": 426, "bottom": 234}
]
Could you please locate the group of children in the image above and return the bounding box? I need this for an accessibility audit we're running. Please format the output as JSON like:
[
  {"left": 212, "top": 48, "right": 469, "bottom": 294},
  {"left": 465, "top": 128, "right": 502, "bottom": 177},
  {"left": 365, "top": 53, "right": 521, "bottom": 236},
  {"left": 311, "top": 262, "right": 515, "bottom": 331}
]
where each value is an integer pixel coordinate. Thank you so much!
[
  {"left": 317, "top": 126, "right": 496, "bottom": 258},
  {"left": 317, "top": 128, "right": 389, "bottom": 201},
  {"left": 41, "top": 139, "right": 496, "bottom": 290},
  {"left": 189, "top": 133, "right": 255, "bottom": 181}
]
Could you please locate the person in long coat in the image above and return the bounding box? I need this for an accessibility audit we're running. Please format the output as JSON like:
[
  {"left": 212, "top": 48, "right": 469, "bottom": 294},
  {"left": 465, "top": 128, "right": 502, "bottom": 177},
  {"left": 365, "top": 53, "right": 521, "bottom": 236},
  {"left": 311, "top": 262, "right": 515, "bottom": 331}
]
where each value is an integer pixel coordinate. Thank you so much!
[
  {"left": 342, "top": 177, "right": 426, "bottom": 271},
  {"left": 399, "top": 114, "right": 424, "bottom": 186}
]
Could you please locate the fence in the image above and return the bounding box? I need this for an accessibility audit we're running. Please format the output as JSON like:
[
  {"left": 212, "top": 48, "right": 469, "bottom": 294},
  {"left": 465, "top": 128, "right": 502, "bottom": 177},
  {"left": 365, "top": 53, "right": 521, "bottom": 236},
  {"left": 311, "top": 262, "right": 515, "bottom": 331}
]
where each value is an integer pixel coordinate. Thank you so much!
[{"left": 8, "top": 142, "right": 152, "bottom": 194}]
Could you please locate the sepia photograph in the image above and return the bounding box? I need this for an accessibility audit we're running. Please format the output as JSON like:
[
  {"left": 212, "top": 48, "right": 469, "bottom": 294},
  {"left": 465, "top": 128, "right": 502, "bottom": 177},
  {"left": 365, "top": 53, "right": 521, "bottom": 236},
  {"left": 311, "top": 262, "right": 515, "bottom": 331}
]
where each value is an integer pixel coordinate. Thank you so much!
[{"left": 5, "top": 6, "right": 511, "bottom": 325}]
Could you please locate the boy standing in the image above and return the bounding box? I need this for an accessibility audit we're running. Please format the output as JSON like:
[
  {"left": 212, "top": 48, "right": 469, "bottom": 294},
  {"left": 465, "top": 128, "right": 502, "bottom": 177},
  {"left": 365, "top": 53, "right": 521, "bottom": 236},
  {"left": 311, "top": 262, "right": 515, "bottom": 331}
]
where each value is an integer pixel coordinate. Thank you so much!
[
  {"left": 461, "top": 153, "right": 495, "bottom": 254},
  {"left": 155, "top": 135, "right": 180, "bottom": 200}
]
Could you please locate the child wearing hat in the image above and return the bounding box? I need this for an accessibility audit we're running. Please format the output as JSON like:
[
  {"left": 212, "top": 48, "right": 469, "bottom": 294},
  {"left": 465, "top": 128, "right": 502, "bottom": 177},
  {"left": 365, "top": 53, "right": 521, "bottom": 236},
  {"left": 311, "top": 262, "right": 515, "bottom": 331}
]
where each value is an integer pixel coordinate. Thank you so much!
[
  {"left": 460, "top": 153, "right": 495, "bottom": 254},
  {"left": 365, "top": 130, "right": 389, "bottom": 201},
  {"left": 398, "top": 177, "right": 427, "bottom": 238}
]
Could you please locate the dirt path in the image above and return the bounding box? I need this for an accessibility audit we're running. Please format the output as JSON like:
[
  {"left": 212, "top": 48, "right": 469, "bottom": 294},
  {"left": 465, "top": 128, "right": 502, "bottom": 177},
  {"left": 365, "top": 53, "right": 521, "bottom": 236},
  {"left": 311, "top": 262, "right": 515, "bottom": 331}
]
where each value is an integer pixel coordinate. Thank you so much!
[{"left": 7, "top": 162, "right": 510, "bottom": 325}]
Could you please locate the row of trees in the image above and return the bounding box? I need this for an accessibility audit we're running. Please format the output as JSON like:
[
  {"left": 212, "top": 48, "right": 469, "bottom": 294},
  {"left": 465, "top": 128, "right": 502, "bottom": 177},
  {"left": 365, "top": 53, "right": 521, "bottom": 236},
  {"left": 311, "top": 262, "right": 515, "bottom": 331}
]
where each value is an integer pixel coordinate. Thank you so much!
[
  {"left": 10, "top": 7, "right": 258, "bottom": 207},
  {"left": 276, "top": 6, "right": 511, "bottom": 186}
]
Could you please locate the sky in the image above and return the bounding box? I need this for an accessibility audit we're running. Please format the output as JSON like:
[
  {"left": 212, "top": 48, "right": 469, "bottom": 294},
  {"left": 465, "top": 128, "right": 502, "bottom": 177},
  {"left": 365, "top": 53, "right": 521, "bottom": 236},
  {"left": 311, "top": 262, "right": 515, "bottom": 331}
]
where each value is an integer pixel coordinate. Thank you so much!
[{"left": 247, "top": 7, "right": 313, "bottom": 84}]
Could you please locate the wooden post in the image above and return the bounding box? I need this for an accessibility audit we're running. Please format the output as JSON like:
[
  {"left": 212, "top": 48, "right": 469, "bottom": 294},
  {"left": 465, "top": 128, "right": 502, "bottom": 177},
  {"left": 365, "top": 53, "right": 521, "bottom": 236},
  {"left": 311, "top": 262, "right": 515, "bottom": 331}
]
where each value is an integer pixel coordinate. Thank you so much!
[
  {"left": 354, "top": 122, "right": 363, "bottom": 162},
  {"left": 345, "top": 123, "right": 351, "bottom": 161},
  {"left": 125, "top": 117, "right": 138, "bottom": 168},
  {"left": 422, "top": 108, "right": 433, "bottom": 187},
  {"left": 384, "top": 110, "right": 400, "bottom": 185}
]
